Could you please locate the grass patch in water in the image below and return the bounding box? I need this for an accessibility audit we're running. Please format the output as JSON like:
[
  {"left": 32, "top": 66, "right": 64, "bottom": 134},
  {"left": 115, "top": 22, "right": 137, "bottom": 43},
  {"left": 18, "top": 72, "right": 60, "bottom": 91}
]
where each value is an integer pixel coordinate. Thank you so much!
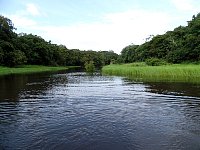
[
  {"left": 0, "top": 65, "right": 77, "bottom": 76},
  {"left": 102, "top": 63, "right": 200, "bottom": 83}
]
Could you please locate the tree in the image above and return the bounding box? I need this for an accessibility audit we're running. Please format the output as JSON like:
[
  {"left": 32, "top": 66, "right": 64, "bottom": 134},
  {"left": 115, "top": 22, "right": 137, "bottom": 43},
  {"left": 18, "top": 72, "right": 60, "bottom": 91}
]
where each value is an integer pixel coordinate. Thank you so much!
[
  {"left": 100, "top": 50, "right": 118, "bottom": 65},
  {"left": 6, "top": 50, "right": 27, "bottom": 67},
  {"left": 0, "top": 15, "right": 16, "bottom": 41},
  {"left": 118, "top": 13, "right": 200, "bottom": 64},
  {"left": 85, "top": 61, "right": 95, "bottom": 73},
  {"left": 0, "top": 46, "right": 4, "bottom": 64},
  {"left": 121, "top": 44, "right": 139, "bottom": 63}
]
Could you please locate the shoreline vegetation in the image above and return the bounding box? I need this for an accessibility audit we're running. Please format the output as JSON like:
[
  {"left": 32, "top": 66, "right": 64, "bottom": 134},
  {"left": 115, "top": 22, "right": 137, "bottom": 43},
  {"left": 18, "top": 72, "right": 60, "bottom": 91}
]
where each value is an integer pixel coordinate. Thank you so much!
[
  {"left": 0, "top": 65, "right": 79, "bottom": 76},
  {"left": 102, "top": 63, "right": 200, "bottom": 83},
  {"left": 1, "top": 14, "right": 200, "bottom": 81}
]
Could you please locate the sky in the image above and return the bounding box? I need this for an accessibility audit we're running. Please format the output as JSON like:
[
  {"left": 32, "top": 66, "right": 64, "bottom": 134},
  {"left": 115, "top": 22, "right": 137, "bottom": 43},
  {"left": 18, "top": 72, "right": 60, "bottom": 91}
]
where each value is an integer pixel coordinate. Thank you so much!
[{"left": 1, "top": 0, "right": 200, "bottom": 54}]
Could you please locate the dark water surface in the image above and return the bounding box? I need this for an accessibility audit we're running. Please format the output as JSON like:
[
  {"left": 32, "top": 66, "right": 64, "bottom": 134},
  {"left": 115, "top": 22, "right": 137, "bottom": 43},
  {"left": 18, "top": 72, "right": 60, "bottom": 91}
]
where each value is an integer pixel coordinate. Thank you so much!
[{"left": 0, "top": 71, "right": 200, "bottom": 150}]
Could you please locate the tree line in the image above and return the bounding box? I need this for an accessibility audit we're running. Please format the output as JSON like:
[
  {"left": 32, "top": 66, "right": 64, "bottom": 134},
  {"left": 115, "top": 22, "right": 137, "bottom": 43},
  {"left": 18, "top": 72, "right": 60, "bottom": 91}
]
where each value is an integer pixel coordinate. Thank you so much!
[
  {"left": 1, "top": 13, "right": 200, "bottom": 68},
  {"left": 119, "top": 13, "right": 200, "bottom": 64},
  {"left": 0, "top": 15, "right": 118, "bottom": 67}
]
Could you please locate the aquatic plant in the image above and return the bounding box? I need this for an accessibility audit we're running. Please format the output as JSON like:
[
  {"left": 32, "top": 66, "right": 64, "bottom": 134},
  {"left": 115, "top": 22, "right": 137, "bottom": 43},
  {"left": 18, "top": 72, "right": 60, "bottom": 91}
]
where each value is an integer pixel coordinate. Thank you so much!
[
  {"left": 102, "top": 63, "right": 200, "bottom": 83},
  {"left": 85, "top": 61, "right": 95, "bottom": 73}
]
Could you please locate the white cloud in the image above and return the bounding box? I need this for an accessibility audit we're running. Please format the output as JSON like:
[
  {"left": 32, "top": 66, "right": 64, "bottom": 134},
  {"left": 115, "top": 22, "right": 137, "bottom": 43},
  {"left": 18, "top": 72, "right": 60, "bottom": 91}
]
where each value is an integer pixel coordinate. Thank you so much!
[
  {"left": 171, "top": 0, "right": 195, "bottom": 12},
  {"left": 8, "top": 15, "right": 37, "bottom": 28},
  {"left": 4, "top": 3, "right": 41, "bottom": 31},
  {"left": 8, "top": 6, "right": 190, "bottom": 54},
  {"left": 32, "top": 9, "right": 173, "bottom": 53},
  {"left": 26, "top": 3, "right": 40, "bottom": 16},
  {"left": 3, "top": 1, "right": 200, "bottom": 54}
]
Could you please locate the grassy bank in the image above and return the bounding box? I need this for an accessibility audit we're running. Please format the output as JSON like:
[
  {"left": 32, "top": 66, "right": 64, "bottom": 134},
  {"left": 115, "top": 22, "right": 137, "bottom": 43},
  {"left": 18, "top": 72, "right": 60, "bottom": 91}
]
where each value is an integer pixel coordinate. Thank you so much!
[
  {"left": 0, "top": 65, "right": 77, "bottom": 76},
  {"left": 102, "top": 63, "right": 200, "bottom": 83}
]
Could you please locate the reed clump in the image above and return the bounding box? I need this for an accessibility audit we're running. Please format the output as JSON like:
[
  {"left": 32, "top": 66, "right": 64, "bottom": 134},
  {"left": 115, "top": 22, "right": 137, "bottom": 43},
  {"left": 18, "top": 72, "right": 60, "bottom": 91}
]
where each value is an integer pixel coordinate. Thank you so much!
[{"left": 102, "top": 63, "right": 200, "bottom": 83}]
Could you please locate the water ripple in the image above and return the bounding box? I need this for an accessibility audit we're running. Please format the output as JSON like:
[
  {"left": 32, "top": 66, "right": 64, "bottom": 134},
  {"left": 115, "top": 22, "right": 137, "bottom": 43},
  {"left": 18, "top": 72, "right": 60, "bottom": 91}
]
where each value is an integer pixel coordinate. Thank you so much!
[{"left": 0, "top": 72, "right": 200, "bottom": 149}]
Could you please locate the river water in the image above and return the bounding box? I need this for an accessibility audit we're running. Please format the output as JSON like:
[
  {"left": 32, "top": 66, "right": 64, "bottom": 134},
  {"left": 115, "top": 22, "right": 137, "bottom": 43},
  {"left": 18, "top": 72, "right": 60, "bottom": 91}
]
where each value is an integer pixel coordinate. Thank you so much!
[{"left": 0, "top": 71, "right": 200, "bottom": 150}]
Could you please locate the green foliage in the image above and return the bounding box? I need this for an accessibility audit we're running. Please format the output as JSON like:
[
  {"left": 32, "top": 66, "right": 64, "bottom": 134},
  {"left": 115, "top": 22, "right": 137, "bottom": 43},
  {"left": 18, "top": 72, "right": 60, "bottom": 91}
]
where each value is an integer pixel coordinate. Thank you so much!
[
  {"left": 118, "top": 13, "right": 200, "bottom": 64},
  {"left": 0, "top": 15, "right": 16, "bottom": 41},
  {"left": 120, "top": 44, "right": 139, "bottom": 63},
  {"left": 6, "top": 50, "right": 27, "bottom": 67},
  {"left": 85, "top": 61, "right": 95, "bottom": 73},
  {"left": 0, "top": 46, "right": 4, "bottom": 64},
  {"left": 167, "top": 49, "right": 187, "bottom": 63},
  {"left": 100, "top": 50, "right": 118, "bottom": 65},
  {"left": 0, "top": 15, "right": 118, "bottom": 67},
  {"left": 129, "top": 62, "right": 146, "bottom": 67},
  {"left": 145, "top": 58, "right": 168, "bottom": 66},
  {"left": 116, "top": 56, "right": 124, "bottom": 64},
  {"left": 81, "top": 50, "right": 103, "bottom": 68},
  {"left": 2, "top": 13, "right": 200, "bottom": 68},
  {"left": 110, "top": 59, "right": 117, "bottom": 64}
]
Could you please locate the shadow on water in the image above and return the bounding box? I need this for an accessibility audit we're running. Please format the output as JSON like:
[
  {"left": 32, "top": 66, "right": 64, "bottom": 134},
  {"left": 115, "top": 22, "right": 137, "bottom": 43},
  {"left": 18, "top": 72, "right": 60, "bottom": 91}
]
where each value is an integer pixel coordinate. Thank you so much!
[
  {"left": 0, "top": 69, "right": 77, "bottom": 102},
  {"left": 125, "top": 78, "right": 200, "bottom": 112},
  {"left": 0, "top": 70, "right": 72, "bottom": 149},
  {"left": 123, "top": 77, "right": 200, "bottom": 97},
  {"left": 145, "top": 82, "right": 200, "bottom": 97}
]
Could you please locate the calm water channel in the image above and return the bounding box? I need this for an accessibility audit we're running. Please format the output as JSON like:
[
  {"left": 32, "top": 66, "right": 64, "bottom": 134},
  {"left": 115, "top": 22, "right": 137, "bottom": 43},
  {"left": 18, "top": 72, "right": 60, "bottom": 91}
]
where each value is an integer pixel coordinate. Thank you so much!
[{"left": 0, "top": 71, "right": 200, "bottom": 150}]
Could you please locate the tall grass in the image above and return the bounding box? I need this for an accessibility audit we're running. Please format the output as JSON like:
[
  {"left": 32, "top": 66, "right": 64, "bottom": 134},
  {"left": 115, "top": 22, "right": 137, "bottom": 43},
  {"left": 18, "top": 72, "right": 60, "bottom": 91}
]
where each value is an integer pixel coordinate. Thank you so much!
[
  {"left": 102, "top": 63, "right": 200, "bottom": 83},
  {"left": 0, "top": 65, "right": 70, "bottom": 76}
]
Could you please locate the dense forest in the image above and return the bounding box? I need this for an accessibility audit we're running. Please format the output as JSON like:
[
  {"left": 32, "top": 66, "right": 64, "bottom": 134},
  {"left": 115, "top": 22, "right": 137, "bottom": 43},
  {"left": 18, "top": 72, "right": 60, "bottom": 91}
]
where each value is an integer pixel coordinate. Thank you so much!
[
  {"left": 1, "top": 13, "right": 200, "bottom": 68},
  {"left": 119, "top": 13, "right": 200, "bottom": 64},
  {"left": 0, "top": 15, "right": 118, "bottom": 67}
]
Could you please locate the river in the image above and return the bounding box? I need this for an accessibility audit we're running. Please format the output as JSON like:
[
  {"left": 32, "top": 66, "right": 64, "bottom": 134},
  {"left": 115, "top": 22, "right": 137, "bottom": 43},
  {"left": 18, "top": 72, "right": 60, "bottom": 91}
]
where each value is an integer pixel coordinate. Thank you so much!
[{"left": 0, "top": 71, "right": 200, "bottom": 150}]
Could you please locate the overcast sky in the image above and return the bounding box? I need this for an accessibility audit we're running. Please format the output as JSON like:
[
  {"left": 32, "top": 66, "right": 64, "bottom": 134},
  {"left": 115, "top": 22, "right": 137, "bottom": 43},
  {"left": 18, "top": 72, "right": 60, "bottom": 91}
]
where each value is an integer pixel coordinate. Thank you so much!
[{"left": 1, "top": 0, "right": 199, "bottom": 53}]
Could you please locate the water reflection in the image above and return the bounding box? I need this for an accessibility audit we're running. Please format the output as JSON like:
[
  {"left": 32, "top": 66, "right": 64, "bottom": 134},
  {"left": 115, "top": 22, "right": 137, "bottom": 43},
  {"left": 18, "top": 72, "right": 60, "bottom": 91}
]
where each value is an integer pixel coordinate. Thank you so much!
[
  {"left": 145, "top": 82, "right": 200, "bottom": 97},
  {"left": 0, "top": 75, "right": 28, "bottom": 101},
  {"left": 144, "top": 81, "right": 200, "bottom": 120},
  {"left": 0, "top": 72, "right": 200, "bottom": 150},
  {"left": 0, "top": 71, "right": 69, "bottom": 102}
]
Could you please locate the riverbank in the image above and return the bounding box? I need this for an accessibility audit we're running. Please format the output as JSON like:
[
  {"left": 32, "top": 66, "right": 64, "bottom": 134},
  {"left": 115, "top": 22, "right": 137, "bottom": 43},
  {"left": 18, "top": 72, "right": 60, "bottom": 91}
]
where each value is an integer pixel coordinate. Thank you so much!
[
  {"left": 102, "top": 63, "right": 200, "bottom": 83},
  {"left": 0, "top": 65, "right": 78, "bottom": 76}
]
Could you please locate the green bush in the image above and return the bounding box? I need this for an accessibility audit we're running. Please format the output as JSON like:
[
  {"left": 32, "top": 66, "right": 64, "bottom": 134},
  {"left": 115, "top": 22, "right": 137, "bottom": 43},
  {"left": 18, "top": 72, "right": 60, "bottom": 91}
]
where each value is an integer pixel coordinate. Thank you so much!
[
  {"left": 6, "top": 50, "right": 27, "bottom": 67},
  {"left": 85, "top": 61, "right": 95, "bottom": 73},
  {"left": 110, "top": 59, "right": 117, "bottom": 64},
  {"left": 0, "top": 46, "right": 4, "bottom": 64},
  {"left": 145, "top": 58, "right": 168, "bottom": 66},
  {"left": 130, "top": 62, "right": 146, "bottom": 67}
]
